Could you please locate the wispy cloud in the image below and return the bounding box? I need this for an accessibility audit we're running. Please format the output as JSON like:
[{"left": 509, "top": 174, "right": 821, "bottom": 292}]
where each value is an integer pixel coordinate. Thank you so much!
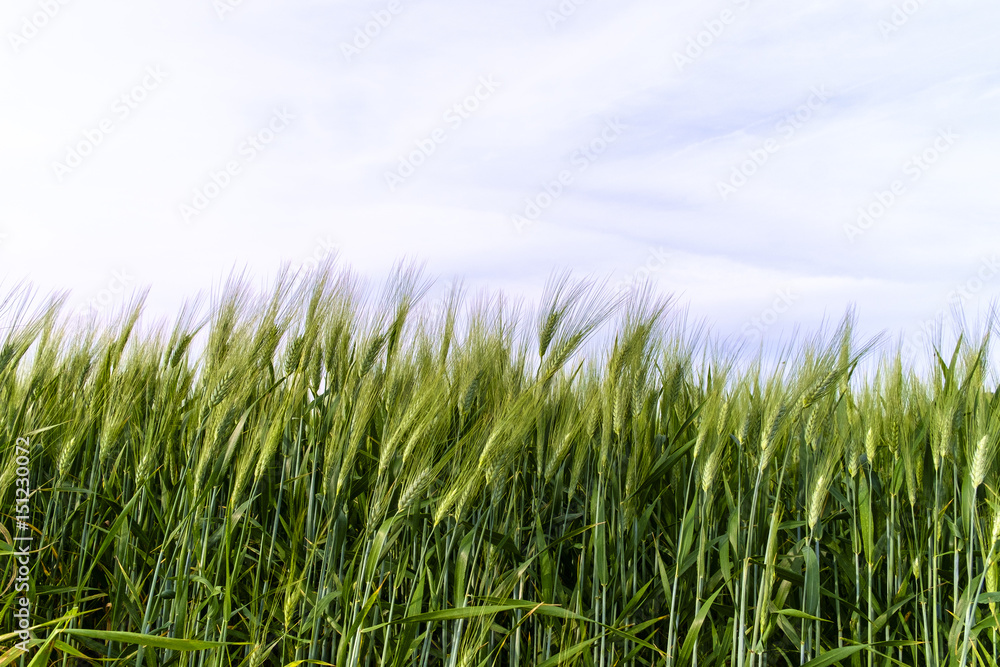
[{"left": 1, "top": 0, "right": 998, "bottom": 344}]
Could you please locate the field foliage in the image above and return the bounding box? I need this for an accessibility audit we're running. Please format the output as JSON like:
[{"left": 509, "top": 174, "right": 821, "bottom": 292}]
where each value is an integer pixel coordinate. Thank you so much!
[{"left": 2, "top": 261, "right": 1000, "bottom": 666}]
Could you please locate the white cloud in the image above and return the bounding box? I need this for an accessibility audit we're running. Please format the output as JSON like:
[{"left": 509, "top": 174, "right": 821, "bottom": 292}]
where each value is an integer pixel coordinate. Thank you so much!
[{"left": 1, "top": 0, "right": 999, "bottom": 353}]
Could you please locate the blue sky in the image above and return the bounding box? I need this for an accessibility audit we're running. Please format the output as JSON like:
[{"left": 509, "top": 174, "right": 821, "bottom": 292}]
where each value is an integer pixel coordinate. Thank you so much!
[{"left": 2, "top": 0, "right": 998, "bottom": 360}]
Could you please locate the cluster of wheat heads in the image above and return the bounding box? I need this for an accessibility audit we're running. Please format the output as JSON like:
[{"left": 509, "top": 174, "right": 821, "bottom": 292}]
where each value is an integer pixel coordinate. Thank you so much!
[{"left": 3, "top": 262, "right": 1000, "bottom": 666}]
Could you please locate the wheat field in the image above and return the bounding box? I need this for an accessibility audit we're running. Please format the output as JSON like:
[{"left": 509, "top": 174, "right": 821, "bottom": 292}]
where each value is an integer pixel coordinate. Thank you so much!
[{"left": 2, "top": 260, "right": 1000, "bottom": 666}]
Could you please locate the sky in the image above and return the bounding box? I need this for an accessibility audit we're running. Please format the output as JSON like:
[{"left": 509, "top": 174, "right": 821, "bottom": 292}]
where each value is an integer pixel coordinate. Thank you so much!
[{"left": 1, "top": 0, "right": 998, "bottom": 363}]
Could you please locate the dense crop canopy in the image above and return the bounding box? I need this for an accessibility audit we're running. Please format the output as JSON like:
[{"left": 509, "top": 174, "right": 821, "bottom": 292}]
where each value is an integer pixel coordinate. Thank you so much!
[{"left": 2, "top": 261, "right": 1000, "bottom": 666}]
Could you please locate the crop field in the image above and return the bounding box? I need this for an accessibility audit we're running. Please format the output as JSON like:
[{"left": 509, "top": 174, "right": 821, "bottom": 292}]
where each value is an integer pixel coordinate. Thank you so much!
[{"left": 4, "top": 263, "right": 1000, "bottom": 666}]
